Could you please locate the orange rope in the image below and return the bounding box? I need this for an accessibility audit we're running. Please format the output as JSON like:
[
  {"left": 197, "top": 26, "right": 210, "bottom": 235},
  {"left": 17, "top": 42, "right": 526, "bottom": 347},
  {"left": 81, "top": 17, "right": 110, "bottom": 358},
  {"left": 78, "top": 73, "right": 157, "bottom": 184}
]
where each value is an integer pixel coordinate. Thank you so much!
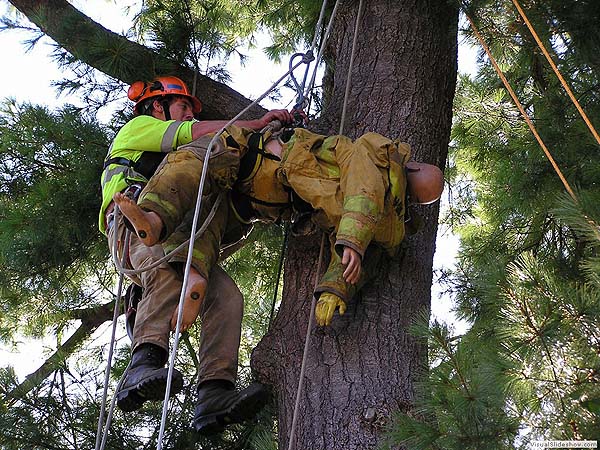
[
  {"left": 510, "top": 0, "right": 600, "bottom": 148},
  {"left": 464, "top": 13, "right": 578, "bottom": 202}
]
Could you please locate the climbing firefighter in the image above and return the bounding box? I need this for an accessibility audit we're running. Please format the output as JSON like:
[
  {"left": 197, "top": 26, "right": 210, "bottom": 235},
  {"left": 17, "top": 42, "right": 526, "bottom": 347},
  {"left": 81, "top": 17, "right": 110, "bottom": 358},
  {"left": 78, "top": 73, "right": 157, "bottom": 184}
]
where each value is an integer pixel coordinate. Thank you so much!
[
  {"left": 113, "top": 105, "right": 444, "bottom": 330},
  {"left": 100, "top": 75, "right": 291, "bottom": 433}
]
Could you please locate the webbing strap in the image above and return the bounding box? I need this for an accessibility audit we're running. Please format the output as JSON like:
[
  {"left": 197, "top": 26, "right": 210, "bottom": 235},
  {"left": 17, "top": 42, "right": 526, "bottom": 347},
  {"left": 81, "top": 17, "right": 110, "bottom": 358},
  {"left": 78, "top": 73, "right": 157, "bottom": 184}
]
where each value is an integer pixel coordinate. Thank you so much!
[
  {"left": 238, "top": 132, "right": 281, "bottom": 182},
  {"left": 101, "top": 165, "right": 127, "bottom": 188},
  {"left": 103, "top": 157, "right": 133, "bottom": 170},
  {"left": 101, "top": 164, "right": 146, "bottom": 188}
]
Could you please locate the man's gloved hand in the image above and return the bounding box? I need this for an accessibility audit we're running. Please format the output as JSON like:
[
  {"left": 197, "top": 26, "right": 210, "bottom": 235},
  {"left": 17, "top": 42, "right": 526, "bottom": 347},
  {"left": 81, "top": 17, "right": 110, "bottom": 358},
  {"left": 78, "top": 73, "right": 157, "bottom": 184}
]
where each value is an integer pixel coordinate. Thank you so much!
[{"left": 315, "top": 293, "right": 346, "bottom": 326}]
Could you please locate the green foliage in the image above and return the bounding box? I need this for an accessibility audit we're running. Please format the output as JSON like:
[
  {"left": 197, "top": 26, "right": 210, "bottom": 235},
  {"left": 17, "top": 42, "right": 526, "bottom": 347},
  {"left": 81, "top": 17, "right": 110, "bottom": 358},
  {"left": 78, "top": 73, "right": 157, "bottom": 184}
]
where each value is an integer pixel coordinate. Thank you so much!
[
  {"left": 385, "top": 318, "right": 520, "bottom": 450},
  {"left": 0, "top": 99, "right": 112, "bottom": 342},
  {"left": 388, "top": 1, "right": 600, "bottom": 448},
  {"left": 133, "top": 0, "right": 253, "bottom": 82},
  {"left": 134, "top": 0, "right": 328, "bottom": 63}
]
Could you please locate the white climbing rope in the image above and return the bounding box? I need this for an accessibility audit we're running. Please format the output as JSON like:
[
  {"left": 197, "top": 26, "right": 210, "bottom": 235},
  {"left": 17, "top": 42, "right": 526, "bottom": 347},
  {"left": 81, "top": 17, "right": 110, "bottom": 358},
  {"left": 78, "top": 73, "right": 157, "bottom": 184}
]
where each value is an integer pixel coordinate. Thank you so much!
[
  {"left": 304, "top": 0, "right": 342, "bottom": 116},
  {"left": 290, "top": 0, "right": 329, "bottom": 112},
  {"left": 155, "top": 52, "right": 317, "bottom": 450},
  {"left": 339, "top": 0, "right": 365, "bottom": 135},
  {"left": 287, "top": 1, "right": 363, "bottom": 448},
  {"left": 94, "top": 228, "right": 130, "bottom": 450}
]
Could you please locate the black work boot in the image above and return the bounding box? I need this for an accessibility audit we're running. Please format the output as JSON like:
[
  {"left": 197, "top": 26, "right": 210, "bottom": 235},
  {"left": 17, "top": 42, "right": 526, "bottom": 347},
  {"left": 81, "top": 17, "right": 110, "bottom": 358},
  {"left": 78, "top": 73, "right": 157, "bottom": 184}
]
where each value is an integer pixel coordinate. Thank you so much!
[
  {"left": 192, "top": 380, "right": 269, "bottom": 435},
  {"left": 116, "top": 343, "right": 184, "bottom": 412}
]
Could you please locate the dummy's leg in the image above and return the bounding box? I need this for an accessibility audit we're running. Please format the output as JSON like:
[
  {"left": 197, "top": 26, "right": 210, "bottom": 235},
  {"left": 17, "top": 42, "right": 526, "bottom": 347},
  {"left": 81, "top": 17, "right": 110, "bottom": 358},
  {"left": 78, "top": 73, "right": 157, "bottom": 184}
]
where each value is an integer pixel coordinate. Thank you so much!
[
  {"left": 168, "top": 266, "right": 207, "bottom": 333},
  {"left": 112, "top": 147, "right": 207, "bottom": 247},
  {"left": 166, "top": 194, "right": 229, "bottom": 332},
  {"left": 113, "top": 190, "right": 209, "bottom": 314},
  {"left": 132, "top": 134, "right": 240, "bottom": 244},
  {"left": 113, "top": 192, "right": 164, "bottom": 246},
  {"left": 174, "top": 266, "right": 207, "bottom": 332},
  {"left": 333, "top": 133, "right": 392, "bottom": 258},
  {"left": 116, "top": 134, "right": 237, "bottom": 247}
]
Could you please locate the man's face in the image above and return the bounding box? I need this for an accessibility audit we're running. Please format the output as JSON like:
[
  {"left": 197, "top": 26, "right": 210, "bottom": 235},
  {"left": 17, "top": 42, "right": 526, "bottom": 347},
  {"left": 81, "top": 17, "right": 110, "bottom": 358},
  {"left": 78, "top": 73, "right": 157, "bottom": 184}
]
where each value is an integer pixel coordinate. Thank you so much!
[{"left": 168, "top": 97, "right": 195, "bottom": 121}]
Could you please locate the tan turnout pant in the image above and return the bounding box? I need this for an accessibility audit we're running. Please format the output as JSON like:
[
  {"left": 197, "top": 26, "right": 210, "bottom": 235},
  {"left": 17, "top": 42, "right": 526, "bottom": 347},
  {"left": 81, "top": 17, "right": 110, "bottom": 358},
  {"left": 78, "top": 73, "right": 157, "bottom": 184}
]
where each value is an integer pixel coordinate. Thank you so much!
[{"left": 107, "top": 215, "right": 243, "bottom": 384}]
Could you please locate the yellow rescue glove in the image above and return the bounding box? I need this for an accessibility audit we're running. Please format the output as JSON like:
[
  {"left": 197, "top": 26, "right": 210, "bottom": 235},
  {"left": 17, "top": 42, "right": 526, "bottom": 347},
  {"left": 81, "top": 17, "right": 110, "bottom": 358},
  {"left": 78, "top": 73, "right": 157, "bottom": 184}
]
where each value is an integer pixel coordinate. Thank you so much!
[{"left": 315, "top": 293, "right": 346, "bottom": 326}]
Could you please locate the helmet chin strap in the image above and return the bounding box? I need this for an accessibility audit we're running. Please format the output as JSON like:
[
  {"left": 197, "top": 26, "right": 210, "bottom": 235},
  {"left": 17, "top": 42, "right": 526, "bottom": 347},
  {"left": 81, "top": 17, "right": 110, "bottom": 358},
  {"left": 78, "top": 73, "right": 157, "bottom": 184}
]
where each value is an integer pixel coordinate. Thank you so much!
[{"left": 161, "top": 99, "right": 172, "bottom": 121}]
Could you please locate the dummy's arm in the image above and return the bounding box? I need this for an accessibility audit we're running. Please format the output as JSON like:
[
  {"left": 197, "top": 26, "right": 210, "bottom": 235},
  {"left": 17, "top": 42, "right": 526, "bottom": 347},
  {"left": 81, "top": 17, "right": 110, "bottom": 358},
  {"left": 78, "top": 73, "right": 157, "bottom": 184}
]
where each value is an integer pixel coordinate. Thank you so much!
[
  {"left": 315, "top": 246, "right": 360, "bottom": 326},
  {"left": 342, "top": 246, "right": 361, "bottom": 284},
  {"left": 315, "top": 292, "right": 347, "bottom": 326}
]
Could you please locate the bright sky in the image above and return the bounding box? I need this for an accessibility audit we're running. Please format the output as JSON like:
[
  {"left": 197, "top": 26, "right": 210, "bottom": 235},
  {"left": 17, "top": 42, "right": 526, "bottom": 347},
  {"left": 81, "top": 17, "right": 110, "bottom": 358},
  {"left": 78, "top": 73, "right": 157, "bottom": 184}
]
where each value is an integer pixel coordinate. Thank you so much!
[
  {"left": 0, "top": 0, "right": 296, "bottom": 115},
  {"left": 0, "top": 1, "right": 477, "bottom": 377}
]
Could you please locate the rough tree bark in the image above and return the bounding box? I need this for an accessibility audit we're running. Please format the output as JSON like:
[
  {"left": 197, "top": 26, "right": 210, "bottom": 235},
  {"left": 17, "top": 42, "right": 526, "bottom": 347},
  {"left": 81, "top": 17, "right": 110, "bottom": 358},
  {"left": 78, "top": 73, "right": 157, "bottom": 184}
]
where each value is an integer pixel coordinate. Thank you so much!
[{"left": 252, "top": 1, "right": 458, "bottom": 448}]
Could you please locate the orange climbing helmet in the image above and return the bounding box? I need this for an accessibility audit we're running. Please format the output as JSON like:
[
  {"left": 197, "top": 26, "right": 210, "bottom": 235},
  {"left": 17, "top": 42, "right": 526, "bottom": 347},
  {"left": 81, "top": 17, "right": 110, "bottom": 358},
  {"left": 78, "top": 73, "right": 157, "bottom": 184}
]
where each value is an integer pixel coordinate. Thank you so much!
[{"left": 127, "top": 75, "right": 202, "bottom": 114}]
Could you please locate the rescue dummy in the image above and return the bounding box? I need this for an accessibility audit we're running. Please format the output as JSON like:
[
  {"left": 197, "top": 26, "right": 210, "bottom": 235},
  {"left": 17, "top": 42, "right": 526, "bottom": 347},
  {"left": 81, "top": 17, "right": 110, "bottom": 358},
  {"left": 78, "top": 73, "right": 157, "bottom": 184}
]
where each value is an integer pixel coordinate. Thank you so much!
[
  {"left": 100, "top": 75, "right": 291, "bottom": 434},
  {"left": 230, "top": 127, "right": 444, "bottom": 326},
  {"left": 114, "top": 124, "right": 444, "bottom": 328}
]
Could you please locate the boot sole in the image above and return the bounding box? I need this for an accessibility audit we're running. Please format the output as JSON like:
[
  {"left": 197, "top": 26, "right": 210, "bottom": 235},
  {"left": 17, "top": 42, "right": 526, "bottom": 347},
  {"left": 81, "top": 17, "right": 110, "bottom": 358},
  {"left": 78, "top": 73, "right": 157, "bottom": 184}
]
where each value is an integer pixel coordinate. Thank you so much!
[
  {"left": 193, "top": 383, "right": 268, "bottom": 435},
  {"left": 116, "top": 368, "right": 184, "bottom": 412}
]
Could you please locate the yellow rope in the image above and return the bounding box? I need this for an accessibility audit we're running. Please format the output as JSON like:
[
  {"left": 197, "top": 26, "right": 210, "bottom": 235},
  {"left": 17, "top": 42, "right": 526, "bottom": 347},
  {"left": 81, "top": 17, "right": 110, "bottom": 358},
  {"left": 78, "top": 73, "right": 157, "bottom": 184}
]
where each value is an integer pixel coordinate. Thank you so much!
[
  {"left": 464, "top": 13, "right": 578, "bottom": 202},
  {"left": 510, "top": 0, "right": 600, "bottom": 147}
]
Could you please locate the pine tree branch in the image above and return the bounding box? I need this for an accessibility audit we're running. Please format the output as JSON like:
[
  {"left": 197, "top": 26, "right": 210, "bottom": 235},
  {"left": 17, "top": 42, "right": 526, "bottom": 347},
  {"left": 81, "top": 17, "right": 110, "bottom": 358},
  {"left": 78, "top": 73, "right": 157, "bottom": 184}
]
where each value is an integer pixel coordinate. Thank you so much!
[
  {"left": 6, "top": 0, "right": 267, "bottom": 120},
  {"left": 510, "top": 290, "right": 568, "bottom": 413},
  {"left": 4, "top": 301, "right": 115, "bottom": 403}
]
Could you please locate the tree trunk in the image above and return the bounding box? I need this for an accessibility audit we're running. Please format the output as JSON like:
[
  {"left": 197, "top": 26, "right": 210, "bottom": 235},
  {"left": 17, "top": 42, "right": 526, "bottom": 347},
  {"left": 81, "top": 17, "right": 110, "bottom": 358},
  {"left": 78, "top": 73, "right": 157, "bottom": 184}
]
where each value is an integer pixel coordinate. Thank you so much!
[{"left": 252, "top": 1, "right": 458, "bottom": 448}]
